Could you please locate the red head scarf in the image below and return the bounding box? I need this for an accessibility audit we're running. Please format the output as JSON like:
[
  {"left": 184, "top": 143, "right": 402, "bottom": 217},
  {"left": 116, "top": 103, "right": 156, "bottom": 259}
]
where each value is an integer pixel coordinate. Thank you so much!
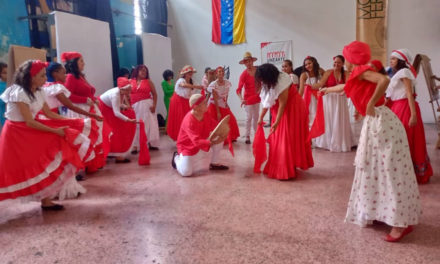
[
  {"left": 343, "top": 41, "right": 371, "bottom": 65},
  {"left": 30, "top": 60, "right": 49, "bottom": 77},
  {"left": 61, "top": 52, "right": 82, "bottom": 63}
]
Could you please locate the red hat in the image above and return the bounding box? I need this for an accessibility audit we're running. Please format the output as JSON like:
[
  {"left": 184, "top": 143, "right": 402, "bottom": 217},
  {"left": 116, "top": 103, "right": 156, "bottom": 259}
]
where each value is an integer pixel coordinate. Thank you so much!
[
  {"left": 30, "top": 60, "right": 49, "bottom": 77},
  {"left": 117, "top": 77, "right": 131, "bottom": 89},
  {"left": 343, "top": 41, "right": 371, "bottom": 65},
  {"left": 61, "top": 52, "right": 82, "bottom": 63},
  {"left": 370, "top": 60, "right": 384, "bottom": 72}
]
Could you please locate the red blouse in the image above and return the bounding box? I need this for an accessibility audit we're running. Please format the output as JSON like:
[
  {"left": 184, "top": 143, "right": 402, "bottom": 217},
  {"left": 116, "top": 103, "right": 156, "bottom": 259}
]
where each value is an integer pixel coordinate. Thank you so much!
[
  {"left": 325, "top": 70, "right": 345, "bottom": 87},
  {"left": 344, "top": 65, "right": 385, "bottom": 116},
  {"left": 176, "top": 112, "right": 217, "bottom": 156},
  {"left": 65, "top": 74, "right": 96, "bottom": 104},
  {"left": 130, "top": 79, "right": 152, "bottom": 105},
  {"left": 236, "top": 69, "right": 261, "bottom": 105}
]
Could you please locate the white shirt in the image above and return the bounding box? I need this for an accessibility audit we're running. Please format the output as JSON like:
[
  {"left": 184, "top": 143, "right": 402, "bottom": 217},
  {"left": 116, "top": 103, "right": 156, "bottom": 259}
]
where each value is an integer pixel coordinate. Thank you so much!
[
  {"left": 0, "top": 84, "right": 46, "bottom": 121},
  {"left": 43, "top": 83, "right": 71, "bottom": 109},
  {"left": 100, "top": 88, "right": 129, "bottom": 121},
  {"left": 289, "top": 73, "right": 299, "bottom": 85},
  {"left": 207, "top": 79, "right": 231, "bottom": 108},
  {"left": 174, "top": 78, "right": 195, "bottom": 99},
  {"left": 386, "top": 68, "right": 415, "bottom": 101},
  {"left": 260, "top": 72, "right": 292, "bottom": 108}
]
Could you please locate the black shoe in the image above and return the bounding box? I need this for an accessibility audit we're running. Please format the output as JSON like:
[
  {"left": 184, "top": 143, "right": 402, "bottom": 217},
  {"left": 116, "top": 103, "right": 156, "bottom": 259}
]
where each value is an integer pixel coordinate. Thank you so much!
[
  {"left": 209, "top": 164, "right": 229, "bottom": 170},
  {"left": 76, "top": 174, "right": 85, "bottom": 181},
  {"left": 149, "top": 146, "right": 159, "bottom": 151},
  {"left": 115, "top": 158, "right": 131, "bottom": 163},
  {"left": 245, "top": 139, "right": 251, "bottom": 144},
  {"left": 41, "top": 204, "right": 64, "bottom": 211},
  {"left": 171, "top": 151, "right": 177, "bottom": 169},
  {"left": 131, "top": 149, "right": 138, "bottom": 155}
]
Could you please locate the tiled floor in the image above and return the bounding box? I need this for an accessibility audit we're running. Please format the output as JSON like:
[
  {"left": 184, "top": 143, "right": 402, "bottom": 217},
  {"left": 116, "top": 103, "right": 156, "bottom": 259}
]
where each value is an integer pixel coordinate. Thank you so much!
[{"left": 1, "top": 124, "right": 439, "bottom": 264}]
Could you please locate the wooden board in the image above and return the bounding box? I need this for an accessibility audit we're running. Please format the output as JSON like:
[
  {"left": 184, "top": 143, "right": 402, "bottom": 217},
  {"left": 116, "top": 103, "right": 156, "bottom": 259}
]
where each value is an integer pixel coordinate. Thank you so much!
[{"left": 7, "top": 45, "right": 47, "bottom": 86}]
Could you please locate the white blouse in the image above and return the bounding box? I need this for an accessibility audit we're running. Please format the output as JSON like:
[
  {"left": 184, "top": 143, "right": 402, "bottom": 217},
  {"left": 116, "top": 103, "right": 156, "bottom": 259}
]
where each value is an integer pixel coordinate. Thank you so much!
[
  {"left": 43, "top": 83, "right": 71, "bottom": 109},
  {"left": 260, "top": 72, "right": 292, "bottom": 108},
  {"left": 289, "top": 73, "right": 299, "bottom": 85},
  {"left": 207, "top": 79, "right": 231, "bottom": 108},
  {"left": 174, "top": 78, "right": 194, "bottom": 99},
  {"left": 386, "top": 68, "right": 415, "bottom": 101},
  {"left": 99, "top": 88, "right": 129, "bottom": 121},
  {"left": 0, "top": 84, "right": 46, "bottom": 121}
]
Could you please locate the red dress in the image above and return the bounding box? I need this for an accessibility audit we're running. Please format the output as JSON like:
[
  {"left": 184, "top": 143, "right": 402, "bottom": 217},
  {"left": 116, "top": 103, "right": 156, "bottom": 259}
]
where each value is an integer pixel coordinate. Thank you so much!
[
  {"left": 263, "top": 83, "right": 314, "bottom": 180},
  {"left": 207, "top": 104, "right": 240, "bottom": 142},
  {"left": 167, "top": 94, "right": 191, "bottom": 141},
  {"left": 386, "top": 68, "right": 433, "bottom": 183}
]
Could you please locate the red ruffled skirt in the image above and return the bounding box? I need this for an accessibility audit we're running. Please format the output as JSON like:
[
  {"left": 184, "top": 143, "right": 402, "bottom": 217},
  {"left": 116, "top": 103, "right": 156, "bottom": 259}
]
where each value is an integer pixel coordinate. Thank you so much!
[
  {"left": 0, "top": 120, "right": 90, "bottom": 201},
  {"left": 99, "top": 100, "right": 136, "bottom": 154},
  {"left": 207, "top": 104, "right": 240, "bottom": 141},
  {"left": 167, "top": 94, "right": 190, "bottom": 141},
  {"left": 388, "top": 99, "right": 433, "bottom": 183},
  {"left": 263, "top": 86, "right": 314, "bottom": 179}
]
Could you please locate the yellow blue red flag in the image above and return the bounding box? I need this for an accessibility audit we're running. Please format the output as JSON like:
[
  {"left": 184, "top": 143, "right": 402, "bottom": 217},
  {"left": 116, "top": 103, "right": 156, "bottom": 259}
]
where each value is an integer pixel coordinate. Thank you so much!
[{"left": 212, "top": 0, "right": 246, "bottom": 45}]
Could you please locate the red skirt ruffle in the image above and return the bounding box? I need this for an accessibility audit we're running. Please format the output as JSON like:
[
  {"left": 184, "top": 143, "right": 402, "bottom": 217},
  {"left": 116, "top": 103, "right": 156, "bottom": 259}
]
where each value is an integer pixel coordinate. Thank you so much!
[
  {"left": 263, "top": 86, "right": 314, "bottom": 180},
  {"left": 388, "top": 99, "right": 433, "bottom": 183},
  {"left": 0, "top": 120, "right": 87, "bottom": 201},
  {"left": 207, "top": 104, "right": 240, "bottom": 141},
  {"left": 99, "top": 100, "right": 136, "bottom": 154},
  {"left": 167, "top": 94, "right": 190, "bottom": 141}
]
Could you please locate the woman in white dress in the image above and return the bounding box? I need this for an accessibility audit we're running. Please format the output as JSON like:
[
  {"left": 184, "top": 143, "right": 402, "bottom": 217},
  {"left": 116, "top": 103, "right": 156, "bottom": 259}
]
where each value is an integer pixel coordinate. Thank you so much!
[{"left": 312, "top": 55, "right": 352, "bottom": 152}]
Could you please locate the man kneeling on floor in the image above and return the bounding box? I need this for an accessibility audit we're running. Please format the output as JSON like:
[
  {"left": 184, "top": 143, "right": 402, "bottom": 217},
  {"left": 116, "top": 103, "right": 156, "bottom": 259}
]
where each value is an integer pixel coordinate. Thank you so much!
[{"left": 172, "top": 93, "right": 229, "bottom": 176}]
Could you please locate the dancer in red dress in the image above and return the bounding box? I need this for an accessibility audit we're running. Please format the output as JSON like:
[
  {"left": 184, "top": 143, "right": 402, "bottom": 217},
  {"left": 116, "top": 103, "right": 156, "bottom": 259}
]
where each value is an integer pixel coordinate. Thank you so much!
[
  {"left": 386, "top": 49, "right": 433, "bottom": 184},
  {"left": 167, "top": 65, "right": 203, "bottom": 141},
  {"left": 206, "top": 67, "right": 240, "bottom": 142},
  {"left": 0, "top": 60, "right": 91, "bottom": 210},
  {"left": 237, "top": 52, "right": 260, "bottom": 144},
  {"left": 62, "top": 52, "right": 107, "bottom": 174},
  {"left": 256, "top": 63, "right": 314, "bottom": 180},
  {"left": 99, "top": 77, "right": 137, "bottom": 163},
  {"left": 172, "top": 94, "right": 229, "bottom": 176},
  {"left": 321, "top": 41, "right": 421, "bottom": 242}
]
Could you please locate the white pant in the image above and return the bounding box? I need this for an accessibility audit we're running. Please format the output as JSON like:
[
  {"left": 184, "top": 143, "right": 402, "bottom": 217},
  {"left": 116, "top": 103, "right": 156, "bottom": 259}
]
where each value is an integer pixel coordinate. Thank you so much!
[
  {"left": 175, "top": 144, "right": 222, "bottom": 177},
  {"left": 244, "top": 103, "right": 260, "bottom": 137},
  {"left": 132, "top": 99, "right": 160, "bottom": 148}
]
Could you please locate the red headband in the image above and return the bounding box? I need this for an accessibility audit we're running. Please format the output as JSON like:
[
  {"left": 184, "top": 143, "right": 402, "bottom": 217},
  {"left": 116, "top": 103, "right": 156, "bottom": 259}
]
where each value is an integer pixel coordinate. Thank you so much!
[
  {"left": 117, "top": 77, "right": 130, "bottom": 89},
  {"left": 191, "top": 96, "right": 206, "bottom": 109},
  {"left": 61, "top": 52, "right": 82, "bottom": 63},
  {"left": 392, "top": 49, "right": 417, "bottom": 78},
  {"left": 30, "top": 60, "right": 49, "bottom": 77},
  {"left": 370, "top": 60, "right": 384, "bottom": 72}
]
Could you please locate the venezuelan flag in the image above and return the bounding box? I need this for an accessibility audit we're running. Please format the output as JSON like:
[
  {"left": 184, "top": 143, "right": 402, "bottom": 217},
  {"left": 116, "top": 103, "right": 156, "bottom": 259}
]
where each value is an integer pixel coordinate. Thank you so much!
[{"left": 212, "top": 0, "right": 246, "bottom": 45}]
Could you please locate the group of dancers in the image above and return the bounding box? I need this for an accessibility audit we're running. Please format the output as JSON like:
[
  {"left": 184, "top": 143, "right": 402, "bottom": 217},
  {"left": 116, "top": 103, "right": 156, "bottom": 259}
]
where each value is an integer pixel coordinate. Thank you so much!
[{"left": 0, "top": 40, "right": 434, "bottom": 243}]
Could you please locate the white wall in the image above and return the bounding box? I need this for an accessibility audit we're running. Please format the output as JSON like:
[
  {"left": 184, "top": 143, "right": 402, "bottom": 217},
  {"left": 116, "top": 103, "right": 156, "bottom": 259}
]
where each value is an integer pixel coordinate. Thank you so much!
[
  {"left": 168, "top": 0, "right": 440, "bottom": 123},
  {"left": 54, "top": 11, "right": 113, "bottom": 95}
]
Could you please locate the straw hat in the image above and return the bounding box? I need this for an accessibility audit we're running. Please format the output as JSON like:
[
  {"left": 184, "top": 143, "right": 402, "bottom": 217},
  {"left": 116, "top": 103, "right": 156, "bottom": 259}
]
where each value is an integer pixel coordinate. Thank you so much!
[
  {"left": 208, "top": 115, "right": 230, "bottom": 142},
  {"left": 180, "top": 65, "right": 197, "bottom": 75},
  {"left": 239, "top": 52, "right": 258, "bottom": 64}
]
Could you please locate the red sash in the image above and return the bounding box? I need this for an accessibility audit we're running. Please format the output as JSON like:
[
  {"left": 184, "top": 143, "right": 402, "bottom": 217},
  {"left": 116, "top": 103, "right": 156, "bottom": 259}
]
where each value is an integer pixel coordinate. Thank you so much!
[{"left": 304, "top": 85, "right": 325, "bottom": 140}]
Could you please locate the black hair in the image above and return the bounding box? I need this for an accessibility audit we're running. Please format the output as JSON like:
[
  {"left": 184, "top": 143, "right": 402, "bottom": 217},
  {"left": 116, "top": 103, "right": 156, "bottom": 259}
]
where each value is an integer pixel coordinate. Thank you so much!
[
  {"left": 13, "top": 60, "right": 36, "bottom": 100},
  {"left": 204, "top": 67, "right": 212, "bottom": 74},
  {"left": 65, "top": 57, "right": 82, "bottom": 79},
  {"left": 131, "top": 64, "right": 149, "bottom": 80},
  {"left": 283, "top": 59, "right": 293, "bottom": 68},
  {"left": 255, "top": 63, "right": 280, "bottom": 89},
  {"left": 302, "top": 56, "right": 321, "bottom": 79},
  {"left": 393, "top": 59, "right": 408, "bottom": 74},
  {"left": 162, "top": 69, "right": 174, "bottom": 81},
  {"left": 117, "top": 67, "right": 130, "bottom": 78},
  {"left": 333, "top": 55, "right": 346, "bottom": 82},
  {"left": 0, "top": 61, "right": 7, "bottom": 73},
  {"left": 46, "top": 62, "right": 63, "bottom": 82},
  {"left": 378, "top": 68, "right": 387, "bottom": 75}
]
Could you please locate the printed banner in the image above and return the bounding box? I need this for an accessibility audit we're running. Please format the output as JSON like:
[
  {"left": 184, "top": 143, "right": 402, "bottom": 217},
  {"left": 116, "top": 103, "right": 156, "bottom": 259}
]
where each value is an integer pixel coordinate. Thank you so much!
[
  {"left": 212, "top": 0, "right": 246, "bottom": 45},
  {"left": 356, "top": 0, "right": 388, "bottom": 63},
  {"left": 260, "top": 40, "right": 293, "bottom": 69}
]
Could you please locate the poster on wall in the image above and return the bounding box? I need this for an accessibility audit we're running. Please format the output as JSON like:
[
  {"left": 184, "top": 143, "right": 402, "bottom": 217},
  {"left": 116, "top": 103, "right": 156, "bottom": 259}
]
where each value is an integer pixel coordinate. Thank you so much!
[
  {"left": 260, "top": 40, "right": 293, "bottom": 69},
  {"left": 356, "top": 0, "right": 388, "bottom": 63}
]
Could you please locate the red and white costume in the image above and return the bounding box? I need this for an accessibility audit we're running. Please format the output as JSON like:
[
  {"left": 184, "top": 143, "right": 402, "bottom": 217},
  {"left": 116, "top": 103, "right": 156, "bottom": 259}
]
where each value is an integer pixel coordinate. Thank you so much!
[
  {"left": 315, "top": 71, "right": 353, "bottom": 152},
  {"left": 260, "top": 72, "right": 314, "bottom": 179},
  {"left": 237, "top": 69, "right": 260, "bottom": 137},
  {"left": 167, "top": 78, "right": 194, "bottom": 141},
  {"left": 64, "top": 73, "right": 107, "bottom": 172},
  {"left": 343, "top": 63, "right": 421, "bottom": 227},
  {"left": 130, "top": 79, "right": 160, "bottom": 148},
  {"left": 206, "top": 79, "right": 240, "bottom": 141},
  {"left": 174, "top": 112, "right": 222, "bottom": 176},
  {"left": 303, "top": 73, "right": 319, "bottom": 130},
  {"left": 0, "top": 85, "right": 91, "bottom": 201},
  {"left": 99, "top": 87, "right": 136, "bottom": 156},
  {"left": 386, "top": 67, "right": 433, "bottom": 183}
]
